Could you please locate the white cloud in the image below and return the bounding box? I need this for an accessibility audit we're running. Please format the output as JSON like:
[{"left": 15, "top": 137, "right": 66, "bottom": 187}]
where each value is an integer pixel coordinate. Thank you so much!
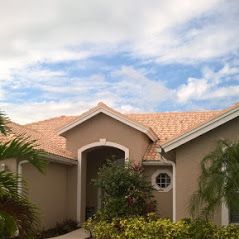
[
  {"left": 0, "top": 0, "right": 238, "bottom": 80},
  {"left": 177, "top": 78, "right": 209, "bottom": 103},
  {"left": 1, "top": 66, "right": 173, "bottom": 123},
  {"left": 176, "top": 63, "right": 239, "bottom": 103},
  {"left": 0, "top": 0, "right": 238, "bottom": 122},
  {"left": 112, "top": 66, "right": 173, "bottom": 110}
]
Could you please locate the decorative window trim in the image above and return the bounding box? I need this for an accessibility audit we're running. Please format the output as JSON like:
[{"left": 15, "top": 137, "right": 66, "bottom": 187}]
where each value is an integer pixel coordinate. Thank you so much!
[{"left": 151, "top": 169, "right": 173, "bottom": 192}]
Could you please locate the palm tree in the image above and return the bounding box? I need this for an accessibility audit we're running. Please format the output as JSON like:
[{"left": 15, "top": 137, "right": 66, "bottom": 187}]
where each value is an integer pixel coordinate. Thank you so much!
[
  {"left": 190, "top": 139, "right": 239, "bottom": 221},
  {"left": 0, "top": 111, "right": 47, "bottom": 238}
]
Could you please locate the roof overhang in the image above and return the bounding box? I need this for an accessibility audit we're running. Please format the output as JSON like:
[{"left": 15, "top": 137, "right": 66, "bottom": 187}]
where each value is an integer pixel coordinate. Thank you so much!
[
  {"left": 58, "top": 104, "right": 158, "bottom": 142},
  {"left": 162, "top": 105, "right": 239, "bottom": 152},
  {"left": 45, "top": 153, "right": 77, "bottom": 165}
]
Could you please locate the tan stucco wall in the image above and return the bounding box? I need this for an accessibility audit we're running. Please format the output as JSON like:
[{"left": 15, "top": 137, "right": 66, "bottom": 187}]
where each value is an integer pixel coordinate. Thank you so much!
[
  {"left": 143, "top": 165, "right": 173, "bottom": 220},
  {"left": 1, "top": 158, "right": 17, "bottom": 172},
  {"left": 63, "top": 113, "right": 151, "bottom": 163},
  {"left": 63, "top": 113, "right": 152, "bottom": 223},
  {"left": 22, "top": 162, "right": 77, "bottom": 229},
  {"left": 175, "top": 117, "right": 239, "bottom": 224},
  {"left": 66, "top": 165, "right": 78, "bottom": 220}
]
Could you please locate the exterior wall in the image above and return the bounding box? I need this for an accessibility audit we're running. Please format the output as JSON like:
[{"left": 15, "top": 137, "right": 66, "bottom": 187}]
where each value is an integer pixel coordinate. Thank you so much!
[
  {"left": 66, "top": 165, "right": 78, "bottom": 220},
  {"left": 175, "top": 117, "right": 239, "bottom": 224},
  {"left": 22, "top": 162, "right": 77, "bottom": 228},
  {"left": 1, "top": 158, "right": 17, "bottom": 172},
  {"left": 143, "top": 165, "right": 173, "bottom": 220},
  {"left": 63, "top": 113, "right": 151, "bottom": 163}
]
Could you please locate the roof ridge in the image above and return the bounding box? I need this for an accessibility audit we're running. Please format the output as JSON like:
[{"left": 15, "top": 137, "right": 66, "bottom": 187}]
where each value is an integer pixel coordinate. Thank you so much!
[{"left": 126, "top": 110, "right": 222, "bottom": 115}]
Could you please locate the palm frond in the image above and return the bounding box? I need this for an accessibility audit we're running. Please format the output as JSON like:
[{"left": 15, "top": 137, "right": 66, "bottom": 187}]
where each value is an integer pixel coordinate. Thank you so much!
[
  {"left": 189, "top": 140, "right": 239, "bottom": 220},
  {"left": 0, "top": 171, "right": 41, "bottom": 238},
  {"left": 0, "top": 136, "right": 48, "bottom": 173},
  {"left": 0, "top": 111, "right": 9, "bottom": 136}
]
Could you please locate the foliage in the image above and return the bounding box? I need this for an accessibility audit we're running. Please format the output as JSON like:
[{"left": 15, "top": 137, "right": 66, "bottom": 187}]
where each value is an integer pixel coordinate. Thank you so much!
[
  {"left": 36, "top": 220, "right": 79, "bottom": 239},
  {"left": 0, "top": 111, "right": 47, "bottom": 238},
  {"left": 0, "top": 111, "right": 9, "bottom": 135},
  {"left": 190, "top": 140, "right": 239, "bottom": 220},
  {"left": 93, "top": 160, "right": 156, "bottom": 220},
  {"left": 0, "top": 171, "right": 41, "bottom": 238},
  {"left": 84, "top": 214, "right": 239, "bottom": 239}
]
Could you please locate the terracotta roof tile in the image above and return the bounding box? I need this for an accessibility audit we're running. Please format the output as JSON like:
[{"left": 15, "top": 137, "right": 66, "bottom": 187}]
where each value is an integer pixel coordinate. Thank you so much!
[
  {"left": 1, "top": 102, "right": 235, "bottom": 161},
  {"left": 23, "top": 108, "right": 224, "bottom": 161},
  {"left": 1, "top": 121, "right": 74, "bottom": 160},
  {"left": 127, "top": 111, "right": 221, "bottom": 144}
]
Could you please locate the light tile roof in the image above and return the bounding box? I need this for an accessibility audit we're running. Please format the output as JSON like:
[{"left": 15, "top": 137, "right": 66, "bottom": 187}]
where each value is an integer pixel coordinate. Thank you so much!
[
  {"left": 1, "top": 121, "right": 74, "bottom": 160},
  {"left": 128, "top": 111, "right": 221, "bottom": 160},
  {"left": 23, "top": 106, "right": 224, "bottom": 161},
  {"left": 127, "top": 111, "right": 221, "bottom": 145},
  {"left": 3, "top": 102, "right": 237, "bottom": 161}
]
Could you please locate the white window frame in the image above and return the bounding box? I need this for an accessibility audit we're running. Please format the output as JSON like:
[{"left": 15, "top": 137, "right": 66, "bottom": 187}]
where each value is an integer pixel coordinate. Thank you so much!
[{"left": 151, "top": 169, "right": 173, "bottom": 192}]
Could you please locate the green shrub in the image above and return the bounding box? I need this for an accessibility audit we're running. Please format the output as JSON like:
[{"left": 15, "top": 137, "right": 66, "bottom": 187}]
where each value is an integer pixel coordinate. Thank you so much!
[
  {"left": 84, "top": 214, "right": 239, "bottom": 239},
  {"left": 93, "top": 160, "right": 156, "bottom": 220}
]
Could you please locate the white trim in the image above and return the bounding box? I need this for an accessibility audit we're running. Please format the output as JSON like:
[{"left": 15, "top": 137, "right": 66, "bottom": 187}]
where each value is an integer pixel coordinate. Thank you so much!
[
  {"left": 162, "top": 106, "right": 239, "bottom": 152},
  {"left": 17, "top": 160, "right": 28, "bottom": 194},
  {"left": 0, "top": 163, "right": 6, "bottom": 171},
  {"left": 143, "top": 160, "right": 176, "bottom": 222},
  {"left": 151, "top": 169, "right": 172, "bottom": 192},
  {"left": 221, "top": 201, "right": 229, "bottom": 225},
  {"left": 77, "top": 140, "right": 129, "bottom": 223},
  {"left": 58, "top": 106, "right": 158, "bottom": 142},
  {"left": 46, "top": 154, "right": 77, "bottom": 165}
]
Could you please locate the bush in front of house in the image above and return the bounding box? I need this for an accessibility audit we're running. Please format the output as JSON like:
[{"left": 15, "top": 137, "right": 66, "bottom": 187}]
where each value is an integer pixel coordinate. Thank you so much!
[
  {"left": 84, "top": 214, "right": 239, "bottom": 239},
  {"left": 93, "top": 160, "right": 156, "bottom": 220}
]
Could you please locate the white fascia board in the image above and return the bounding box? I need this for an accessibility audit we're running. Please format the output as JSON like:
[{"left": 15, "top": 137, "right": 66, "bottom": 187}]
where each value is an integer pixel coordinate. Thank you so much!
[
  {"left": 162, "top": 107, "right": 239, "bottom": 153},
  {"left": 142, "top": 160, "right": 173, "bottom": 166},
  {"left": 58, "top": 107, "right": 158, "bottom": 142},
  {"left": 46, "top": 153, "right": 77, "bottom": 165}
]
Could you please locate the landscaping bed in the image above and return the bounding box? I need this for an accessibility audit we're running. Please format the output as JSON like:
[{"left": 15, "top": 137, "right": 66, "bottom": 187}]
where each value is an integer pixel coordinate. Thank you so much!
[{"left": 84, "top": 214, "right": 239, "bottom": 239}]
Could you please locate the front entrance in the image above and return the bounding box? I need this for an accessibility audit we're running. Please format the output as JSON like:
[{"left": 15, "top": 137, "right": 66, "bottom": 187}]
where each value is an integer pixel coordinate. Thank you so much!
[
  {"left": 77, "top": 141, "right": 128, "bottom": 223},
  {"left": 85, "top": 146, "right": 125, "bottom": 219}
]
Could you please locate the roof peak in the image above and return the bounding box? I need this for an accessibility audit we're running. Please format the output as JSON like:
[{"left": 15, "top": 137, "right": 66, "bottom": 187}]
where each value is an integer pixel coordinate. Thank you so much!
[{"left": 97, "top": 101, "right": 108, "bottom": 107}]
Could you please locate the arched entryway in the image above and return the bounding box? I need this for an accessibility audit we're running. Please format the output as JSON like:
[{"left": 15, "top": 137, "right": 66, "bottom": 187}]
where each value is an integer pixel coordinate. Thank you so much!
[{"left": 77, "top": 140, "right": 129, "bottom": 223}]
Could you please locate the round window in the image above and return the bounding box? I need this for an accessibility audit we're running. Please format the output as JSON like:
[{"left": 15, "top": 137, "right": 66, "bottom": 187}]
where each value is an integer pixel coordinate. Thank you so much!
[
  {"left": 156, "top": 173, "right": 171, "bottom": 188},
  {"left": 151, "top": 169, "right": 173, "bottom": 192}
]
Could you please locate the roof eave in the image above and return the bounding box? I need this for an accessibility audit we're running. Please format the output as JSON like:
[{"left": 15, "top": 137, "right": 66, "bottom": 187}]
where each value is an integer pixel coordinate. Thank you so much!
[{"left": 44, "top": 153, "right": 77, "bottom": 165}]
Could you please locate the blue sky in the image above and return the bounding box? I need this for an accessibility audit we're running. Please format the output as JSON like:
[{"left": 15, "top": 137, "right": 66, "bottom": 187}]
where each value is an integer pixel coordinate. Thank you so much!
[{"left": 0, "top": 0, "right": 238, "bottom": 123}]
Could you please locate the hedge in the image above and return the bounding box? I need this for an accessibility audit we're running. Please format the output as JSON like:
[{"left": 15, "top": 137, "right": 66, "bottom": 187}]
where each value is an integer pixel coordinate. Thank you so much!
[{"left": 84, "top": 214, "right": 239, "bottom": 239}]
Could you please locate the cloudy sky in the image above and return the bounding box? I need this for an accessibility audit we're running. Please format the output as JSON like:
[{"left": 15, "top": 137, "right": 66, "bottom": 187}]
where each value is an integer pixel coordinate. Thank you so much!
[{"left": 0, "top": 0, "right": 239, "bottom": 123}]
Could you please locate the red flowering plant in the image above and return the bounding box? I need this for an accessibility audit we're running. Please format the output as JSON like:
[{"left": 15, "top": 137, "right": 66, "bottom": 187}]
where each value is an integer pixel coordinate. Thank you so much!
[{"left": 93, "top": 160, "right": 156, "bottom": 220}]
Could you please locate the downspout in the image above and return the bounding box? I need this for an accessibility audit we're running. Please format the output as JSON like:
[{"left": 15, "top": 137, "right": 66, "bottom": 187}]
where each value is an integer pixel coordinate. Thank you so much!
[
  {"left": 158, "top": 147, "right": 176, "bottom": 222},
  {"left": 17, "top": 160, "right": 28, "bottom": 194},
  {"left": 143, "top": 149, "right": 176, "bottom": 222},
  {"left": 170, "top": 161, "right": 176, "bottom": 222}
]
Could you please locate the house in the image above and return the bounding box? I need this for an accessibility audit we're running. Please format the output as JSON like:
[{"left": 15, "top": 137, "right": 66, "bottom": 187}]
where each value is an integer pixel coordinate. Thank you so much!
[{"left": 2, "top": 102, "right": 239, "bottom": 228}]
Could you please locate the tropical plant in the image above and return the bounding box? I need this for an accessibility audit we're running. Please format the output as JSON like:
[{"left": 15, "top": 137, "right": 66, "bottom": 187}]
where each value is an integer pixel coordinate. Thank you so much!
[
  {"left": 0, "top": 111, "right": 47, "bottom": 238},
  {"left": 93, "top": 160, "right": 156, "bottom": 220},
  {"left": 190, "top": 139, "right": 239, "bottom": 220},
  {"left": 84, "top": 214, "right": 239, "bottom": 239}
]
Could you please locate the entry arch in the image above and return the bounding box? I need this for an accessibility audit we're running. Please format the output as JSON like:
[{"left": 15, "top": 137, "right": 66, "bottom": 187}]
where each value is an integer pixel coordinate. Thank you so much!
[{"left": 77, "top": 139, "right": 129, "bottom": 223}]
